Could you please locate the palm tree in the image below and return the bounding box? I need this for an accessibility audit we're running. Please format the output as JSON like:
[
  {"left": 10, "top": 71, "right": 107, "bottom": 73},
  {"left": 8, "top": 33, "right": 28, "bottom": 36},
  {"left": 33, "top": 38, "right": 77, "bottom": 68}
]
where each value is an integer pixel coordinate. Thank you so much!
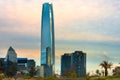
[{"left": 100, "top": 61, "right": 112, "bottom": 76}]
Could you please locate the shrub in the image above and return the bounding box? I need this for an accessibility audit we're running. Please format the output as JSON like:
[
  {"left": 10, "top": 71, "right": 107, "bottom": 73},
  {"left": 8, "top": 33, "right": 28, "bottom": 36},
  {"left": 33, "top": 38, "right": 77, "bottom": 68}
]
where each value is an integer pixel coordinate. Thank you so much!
[
  {"left": 0, "top": 73, "right": 5, "bottom": 80},
  {"left": 23, "top": 75, "right": 31, "bottom": 79}
]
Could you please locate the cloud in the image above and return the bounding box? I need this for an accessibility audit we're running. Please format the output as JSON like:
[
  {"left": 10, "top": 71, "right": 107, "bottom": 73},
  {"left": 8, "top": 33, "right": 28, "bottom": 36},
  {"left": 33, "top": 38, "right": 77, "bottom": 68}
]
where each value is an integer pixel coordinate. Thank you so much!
[
  {"left": 100, "top": 51, "right": 120, "bottom": 62},
  {"left": 101, "top": 51, "right": 111, "bottom": 61},
  {"left": 54, "top": 0, "right": 119, "bottom": 27},
  {"left": 0, "top": 0, "right": 41, "bottom": 36},
  {"left": 0, "top": 0, "right": 120, "bottom": 42},
  {"left": 56, "top": 31, "right": 120, "bottom": 42}
]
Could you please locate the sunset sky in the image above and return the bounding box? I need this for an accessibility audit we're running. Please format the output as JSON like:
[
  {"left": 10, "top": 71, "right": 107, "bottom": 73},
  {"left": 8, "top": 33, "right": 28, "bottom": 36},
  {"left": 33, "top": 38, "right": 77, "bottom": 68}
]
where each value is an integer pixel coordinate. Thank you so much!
[{"left": 0, "top": 0, "right": 120, "bottom": 74}]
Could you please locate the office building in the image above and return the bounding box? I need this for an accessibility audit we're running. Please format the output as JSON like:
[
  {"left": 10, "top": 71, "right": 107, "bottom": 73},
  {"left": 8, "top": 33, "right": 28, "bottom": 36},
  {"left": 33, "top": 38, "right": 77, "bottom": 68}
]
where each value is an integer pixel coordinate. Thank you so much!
[
  {"left": 17, "top": 58, "right": 28, "bottom": 71},
  {"left": 2, "top": 46, "right": 36, "bottom": 73},
  {"left": 71, "top": 51, "right": 86, "bottom": 77},
  {"left": 27, "top": 59, "right": 35, "bottom": 69},
  {"left": 4, "top": 46, "right": 17, "bottom": 63},
  {"left": 4, "top": 46, "right": 17, "bottom": 71},
  {"left": 61, "top": 51, "right": 86, "bottom": 77},
  {"left": 41, "top": 2, "right": 55, "bottom": 78},
  {"left": 61, "top": 54, "right": 71, "bottom": 76}
]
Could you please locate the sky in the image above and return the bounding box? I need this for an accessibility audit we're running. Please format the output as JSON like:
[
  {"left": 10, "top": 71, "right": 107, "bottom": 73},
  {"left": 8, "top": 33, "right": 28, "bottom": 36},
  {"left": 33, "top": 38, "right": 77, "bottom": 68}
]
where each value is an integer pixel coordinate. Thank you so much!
[{"left": 0, "top": 0, "right": 120, "bottom": 75}]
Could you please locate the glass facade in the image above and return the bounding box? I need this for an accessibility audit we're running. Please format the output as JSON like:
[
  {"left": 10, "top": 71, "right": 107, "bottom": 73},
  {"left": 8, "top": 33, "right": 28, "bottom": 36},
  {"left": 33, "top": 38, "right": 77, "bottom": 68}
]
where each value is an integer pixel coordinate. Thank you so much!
[
  {"left": 41, "top": 3, "right": 55, "bottom": 77},
  {"left": 71, "top": 51, "right": 86, "bottom": 77},
  {"left": 61, "top": 51, "right": 86, "bottom": 78},
  {"left": 61, "top": 54, "right": 72, "bottom": 75}
]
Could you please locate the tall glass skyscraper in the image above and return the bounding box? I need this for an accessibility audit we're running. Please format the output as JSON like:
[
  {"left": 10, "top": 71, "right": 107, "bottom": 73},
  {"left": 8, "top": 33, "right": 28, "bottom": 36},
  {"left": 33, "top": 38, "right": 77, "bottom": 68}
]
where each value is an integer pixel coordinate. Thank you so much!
[{"left": 41, "top": 3, "right": 55, "bottom": 77}]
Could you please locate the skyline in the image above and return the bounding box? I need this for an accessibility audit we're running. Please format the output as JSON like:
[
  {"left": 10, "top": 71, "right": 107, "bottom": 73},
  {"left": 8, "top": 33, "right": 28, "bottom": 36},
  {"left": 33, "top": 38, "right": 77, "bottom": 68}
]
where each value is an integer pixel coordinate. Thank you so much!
[{"left": 0, "top": 0, "right": 120, "bottom": 74}]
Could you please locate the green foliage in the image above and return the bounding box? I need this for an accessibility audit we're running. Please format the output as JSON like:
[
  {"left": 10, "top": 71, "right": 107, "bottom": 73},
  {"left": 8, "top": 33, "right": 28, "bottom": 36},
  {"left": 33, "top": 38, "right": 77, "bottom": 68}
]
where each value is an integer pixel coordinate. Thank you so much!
[
  {"left": 86, "top": 72, "right": 90, "bottom": 80},
  {"left": 29, "top": 66, "right": 36, "bottom": 77},
  {"left": 0, "top": 60, "right": 4, "bottom": 73},
  {"left": 87, "top": 76, "right": 120, "bottom": 80},
  {"left": 5, "top": 62, "right": 17, "bottom": 77},
  {"left": 96, "top": 69, "right": 101, "bottom": 76},
  {"left": 23, "top": 75, "right": 31, "bottom": 79},
  {"left": 29, "top": 76, "right": 56, "bottom": 80},
  {"left": 0, "top": 73, "right": 5, "bottom": 80},
  {"left": 32, "top": 76, "right": 43, "bottom": 80},
  {"left": 95, "top": 77, "right": 106, "bottom": 80},
  {"left": 70, "top": 71, "right": 77, "bottom": 78},
  {"left": 63, "top": 66, "right": 77, "bottom": 78},
  {"left": 113, "top": 66, "right": 120, "bottom": 76},
  {"left": 88, "top": 77, "right": 106, "bottom": 80},
  {"left": 45, "top": 76, "right": 56, "bottom": 80},
  {"left": 1, "top": 76, "right": 120, "bottom": 80},
  {"left": 101, "top": 70, "right": 104, "bottom": 76},
  {"left": 100, "top": 61, "right": 112, "bottom": 76}
]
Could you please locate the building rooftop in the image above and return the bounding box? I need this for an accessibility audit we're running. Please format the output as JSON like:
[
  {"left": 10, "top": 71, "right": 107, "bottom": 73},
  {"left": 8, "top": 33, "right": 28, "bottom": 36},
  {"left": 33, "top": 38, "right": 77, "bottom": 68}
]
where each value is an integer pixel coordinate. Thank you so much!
[
  {"left": 8, "top": 46, "right": 15, "bottom": 51},
  {"left": 74, "top": 51, "right": 86, "bottom": 54},
  {"left": 17, "top": 58, "right": 28, "bottom": 63}
]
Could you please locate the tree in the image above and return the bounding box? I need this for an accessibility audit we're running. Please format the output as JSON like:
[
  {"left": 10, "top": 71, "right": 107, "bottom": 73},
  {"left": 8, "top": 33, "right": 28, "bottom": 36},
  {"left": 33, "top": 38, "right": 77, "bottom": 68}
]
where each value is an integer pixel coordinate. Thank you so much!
[
  {"left": 100, "top": 61, "right": 112, "bottom": 76},
  {"left": 86, "top": 72, "right": 90, "bottom": 80},
  {"left": 63, "top": 65, "right": 77, "bottom": 78},
  {"left": 0, "top": 73, "right": 5, "bottom": 80},
  {"left": 113, "top": 66, "right": 120, "bottom": 76},
  {"left": 63, "top": 68, "right": 72, "bottom": 77},
  {"left": 5, "top": 61, "right": 17, "bottom": 77},
  {"left": 0, "top": 60, "right": 4, "bottom": 73},
  {"left": 96, "top": 69, "right": 100, "bottom": 76},
  {"left": 101, "top": 70, "right": 104, "bottom": 76},
  {"left": 70, "top": 71, "right": 77, "bottom": 78},
  {"left": 8, "top": 63, "right": 17, "bottom": 77},
  {"left": 29, "top": 66, "right": 36, "bottom": 77}
]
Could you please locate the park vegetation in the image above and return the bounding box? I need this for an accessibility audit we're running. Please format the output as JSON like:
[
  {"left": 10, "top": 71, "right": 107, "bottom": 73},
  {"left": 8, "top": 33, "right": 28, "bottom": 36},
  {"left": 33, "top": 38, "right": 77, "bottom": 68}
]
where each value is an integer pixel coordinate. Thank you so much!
[{"left": 0, "top": 60, "right": 120, "bottom": 80}]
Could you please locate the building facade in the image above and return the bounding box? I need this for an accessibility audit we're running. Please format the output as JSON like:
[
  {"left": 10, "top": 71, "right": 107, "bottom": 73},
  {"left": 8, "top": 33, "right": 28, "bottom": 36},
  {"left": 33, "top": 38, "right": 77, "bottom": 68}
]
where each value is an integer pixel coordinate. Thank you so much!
[
  {"left": 61, "top": 54, "right": 71, "bottom": 76},
  {"left": 17, "top": 58, "right": 35, "bottom": 72},
  {"left": 61, "top": 51, "right": 86, "bottom": 77},
  {"left": 41, "top": 2, "right": 55, "bottom": 78},
  {"left": 2, "top": 47, "right": 36, "bottom": 73},
  {"left": 27, "top": 59, "right": 35, "bottom": 69},
  {"left": 4, "top": 46, "right": 17, "bottom": 74},
  {"left": 4, "top": 46, "right": 17, "bottom": 63},
  {"left": 17, "top": 58, "right": 28, "bottom": 71},
  {"left": 71, "top": 51, "right": 86, "bottom": 77}
]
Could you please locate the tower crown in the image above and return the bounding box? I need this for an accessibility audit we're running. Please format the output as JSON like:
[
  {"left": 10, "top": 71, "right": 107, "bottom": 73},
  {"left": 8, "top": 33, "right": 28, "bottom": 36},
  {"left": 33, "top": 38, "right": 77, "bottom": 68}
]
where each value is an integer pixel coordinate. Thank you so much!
[{"left": 8, "top": 46, "right": 15, "bottom": 52}]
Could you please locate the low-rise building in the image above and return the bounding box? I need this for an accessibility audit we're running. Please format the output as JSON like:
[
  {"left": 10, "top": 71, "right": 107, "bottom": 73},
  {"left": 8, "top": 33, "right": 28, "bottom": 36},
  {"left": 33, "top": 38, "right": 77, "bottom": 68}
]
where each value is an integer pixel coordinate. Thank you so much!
[{"left": 1, "top": 46, "right": 36, "bottom": 73}]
